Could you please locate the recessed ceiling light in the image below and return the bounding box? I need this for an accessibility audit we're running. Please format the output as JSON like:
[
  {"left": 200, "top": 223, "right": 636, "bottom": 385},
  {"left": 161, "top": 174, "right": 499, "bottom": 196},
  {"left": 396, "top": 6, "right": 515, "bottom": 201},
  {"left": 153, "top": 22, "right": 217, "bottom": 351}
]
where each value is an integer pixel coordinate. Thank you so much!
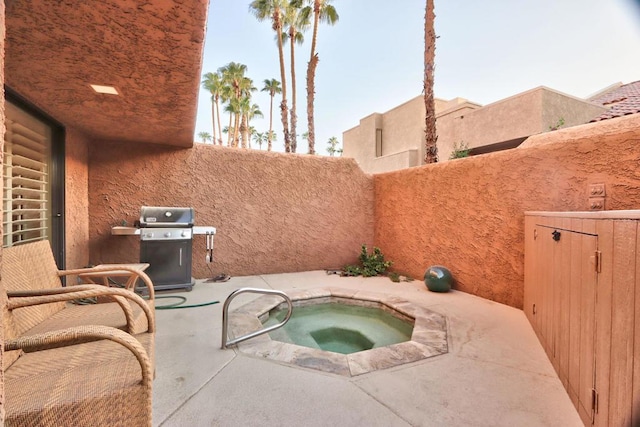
[{"left": 90, "top": 84, "right": 119, "bottom": 95}]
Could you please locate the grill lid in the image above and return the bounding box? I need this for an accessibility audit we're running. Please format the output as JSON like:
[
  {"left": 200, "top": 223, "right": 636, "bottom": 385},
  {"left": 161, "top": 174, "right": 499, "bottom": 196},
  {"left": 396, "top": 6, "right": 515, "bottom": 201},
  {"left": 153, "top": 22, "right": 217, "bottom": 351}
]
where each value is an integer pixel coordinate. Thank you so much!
[{"left": 139, "top": 206, "right": 194, "bottom": 228}]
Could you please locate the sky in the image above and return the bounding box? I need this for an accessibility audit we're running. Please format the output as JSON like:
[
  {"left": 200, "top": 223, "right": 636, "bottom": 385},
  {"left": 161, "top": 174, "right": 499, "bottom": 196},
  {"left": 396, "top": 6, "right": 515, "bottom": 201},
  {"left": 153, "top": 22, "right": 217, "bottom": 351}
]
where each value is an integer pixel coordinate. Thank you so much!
[{"left": 195, "top": 0, "right": 640, "bottom": 155}]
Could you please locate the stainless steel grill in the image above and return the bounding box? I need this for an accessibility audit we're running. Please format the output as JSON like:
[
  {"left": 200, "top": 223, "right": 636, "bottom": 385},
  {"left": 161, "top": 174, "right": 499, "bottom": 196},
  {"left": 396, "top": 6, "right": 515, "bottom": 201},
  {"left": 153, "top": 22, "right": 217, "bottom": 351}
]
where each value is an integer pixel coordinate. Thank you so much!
[{"left": 139, "top": 206, "right": 195, "bottom": 292}]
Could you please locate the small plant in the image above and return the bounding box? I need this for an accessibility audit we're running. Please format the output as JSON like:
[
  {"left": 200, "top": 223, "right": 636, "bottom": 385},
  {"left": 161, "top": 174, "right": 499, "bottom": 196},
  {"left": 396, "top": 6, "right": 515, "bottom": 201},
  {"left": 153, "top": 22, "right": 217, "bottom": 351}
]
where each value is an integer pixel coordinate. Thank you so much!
[
  {"left": 548, "top": 117, "right": 565, "bottom": 131},
  {"left": 449, "top": 141, "right": 470, "bottom": 159},
  {"left": 388, "top": 272, "right": 415, "bottom": 283},
  {"left": 388, "top": 272, "right": 401, "bottom": 282},
  {"left": 343, "top": 244, "right": 392, "bottom": 277}
]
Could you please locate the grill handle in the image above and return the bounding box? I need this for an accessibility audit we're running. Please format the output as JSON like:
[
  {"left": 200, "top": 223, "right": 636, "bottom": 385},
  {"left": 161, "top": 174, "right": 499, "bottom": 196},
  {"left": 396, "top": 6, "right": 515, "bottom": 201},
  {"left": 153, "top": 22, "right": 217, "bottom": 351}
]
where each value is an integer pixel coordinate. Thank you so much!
[{"left": 179, "top": 248, "right": 183, "bottom": 266}]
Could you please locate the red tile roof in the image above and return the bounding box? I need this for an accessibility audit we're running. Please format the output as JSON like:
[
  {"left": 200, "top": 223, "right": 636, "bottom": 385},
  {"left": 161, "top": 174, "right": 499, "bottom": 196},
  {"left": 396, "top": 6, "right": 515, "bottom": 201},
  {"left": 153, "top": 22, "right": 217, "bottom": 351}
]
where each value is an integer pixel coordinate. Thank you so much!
[{"left": 589, "top": 80, "right": 640, "bottom": 122}]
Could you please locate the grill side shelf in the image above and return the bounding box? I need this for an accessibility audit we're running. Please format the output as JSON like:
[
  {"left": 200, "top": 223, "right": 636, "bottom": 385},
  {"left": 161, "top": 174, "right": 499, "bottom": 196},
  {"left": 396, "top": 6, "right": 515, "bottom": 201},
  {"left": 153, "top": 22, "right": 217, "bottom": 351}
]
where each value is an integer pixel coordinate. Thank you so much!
[{"left": 111, "top": 226, "right": 141, "bottom": 236}]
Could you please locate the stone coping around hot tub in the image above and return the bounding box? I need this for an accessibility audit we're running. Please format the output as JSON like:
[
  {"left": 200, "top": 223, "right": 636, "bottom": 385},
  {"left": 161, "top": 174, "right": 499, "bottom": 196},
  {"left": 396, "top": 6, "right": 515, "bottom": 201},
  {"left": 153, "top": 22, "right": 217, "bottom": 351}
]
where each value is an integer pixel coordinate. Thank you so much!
[{"left": 228, "top": 287, "right": 448, "bottom": 377}]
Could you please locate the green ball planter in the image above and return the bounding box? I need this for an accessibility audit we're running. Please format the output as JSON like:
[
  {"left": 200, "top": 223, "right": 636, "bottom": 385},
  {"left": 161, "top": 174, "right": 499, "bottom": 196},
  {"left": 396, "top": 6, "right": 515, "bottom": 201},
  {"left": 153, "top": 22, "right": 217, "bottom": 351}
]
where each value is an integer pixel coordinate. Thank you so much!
[{"left": 424, "top": 266, "right": 452, "bottom": 293}]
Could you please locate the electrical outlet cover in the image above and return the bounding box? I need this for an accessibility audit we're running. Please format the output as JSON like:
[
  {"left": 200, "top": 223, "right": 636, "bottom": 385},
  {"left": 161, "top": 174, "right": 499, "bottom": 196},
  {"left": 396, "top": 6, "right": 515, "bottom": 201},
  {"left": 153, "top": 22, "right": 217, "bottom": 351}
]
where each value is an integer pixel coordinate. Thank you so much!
[{"left": 589, "top": 197, "right": 605, "bottom": 210}]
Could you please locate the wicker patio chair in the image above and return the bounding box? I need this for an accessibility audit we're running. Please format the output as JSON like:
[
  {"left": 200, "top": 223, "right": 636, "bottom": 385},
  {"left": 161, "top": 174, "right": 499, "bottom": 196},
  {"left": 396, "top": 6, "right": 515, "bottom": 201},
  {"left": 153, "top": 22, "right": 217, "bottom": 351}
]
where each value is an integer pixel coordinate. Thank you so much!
[
  {"left": 3, "top": 241, "right": 155, "bottom": 336},
  {"left": 4, "top": 325, "right": 153, "bottom": 426},
  {"left": 5, "top": 285, "right": 155, "bottom": 363}
]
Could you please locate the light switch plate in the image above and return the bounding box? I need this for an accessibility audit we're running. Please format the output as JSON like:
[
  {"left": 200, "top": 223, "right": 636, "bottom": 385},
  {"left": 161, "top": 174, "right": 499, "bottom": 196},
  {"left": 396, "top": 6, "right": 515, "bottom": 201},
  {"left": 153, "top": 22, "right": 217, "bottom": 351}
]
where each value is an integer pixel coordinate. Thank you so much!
[{"left": 589, "top": 183, "right": 605, "bottom": 197}]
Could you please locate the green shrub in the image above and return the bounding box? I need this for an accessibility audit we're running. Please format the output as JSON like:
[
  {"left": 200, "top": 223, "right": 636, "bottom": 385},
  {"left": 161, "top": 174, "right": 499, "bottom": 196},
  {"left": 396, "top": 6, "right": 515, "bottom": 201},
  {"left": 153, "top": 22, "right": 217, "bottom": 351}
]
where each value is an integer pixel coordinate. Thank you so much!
[
  {"left": 449, "top": 141, "right": 470, "bottom": 159},
  {"left": 343, "top": 244, "right": 392, "bottom": 277}
]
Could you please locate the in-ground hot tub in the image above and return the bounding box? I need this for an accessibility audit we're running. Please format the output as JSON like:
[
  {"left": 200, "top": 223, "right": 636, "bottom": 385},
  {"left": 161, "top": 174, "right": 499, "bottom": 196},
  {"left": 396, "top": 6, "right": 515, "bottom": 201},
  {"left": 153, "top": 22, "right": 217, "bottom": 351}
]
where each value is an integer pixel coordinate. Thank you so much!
[
  {"left": 263, "top": 299, "right": 414, "bottom": 354},
  {"left": 227, "top": 287, "right": 448, "bottom": 376}
]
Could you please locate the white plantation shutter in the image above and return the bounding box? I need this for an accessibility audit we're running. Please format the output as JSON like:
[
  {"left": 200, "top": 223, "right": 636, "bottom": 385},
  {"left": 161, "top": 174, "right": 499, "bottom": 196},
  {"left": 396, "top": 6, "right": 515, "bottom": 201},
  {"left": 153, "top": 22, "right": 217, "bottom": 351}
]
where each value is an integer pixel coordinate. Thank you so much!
[{"left": 3, "top": 102, "right": 52, "bottom": 247}]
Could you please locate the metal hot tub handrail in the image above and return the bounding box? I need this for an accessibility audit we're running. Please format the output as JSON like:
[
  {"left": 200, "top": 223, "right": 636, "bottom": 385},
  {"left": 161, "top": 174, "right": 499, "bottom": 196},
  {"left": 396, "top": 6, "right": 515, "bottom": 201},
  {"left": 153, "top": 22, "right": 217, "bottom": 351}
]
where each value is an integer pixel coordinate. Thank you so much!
[{"left": 221, "top": 288, "right": 293, "bottom": 349}]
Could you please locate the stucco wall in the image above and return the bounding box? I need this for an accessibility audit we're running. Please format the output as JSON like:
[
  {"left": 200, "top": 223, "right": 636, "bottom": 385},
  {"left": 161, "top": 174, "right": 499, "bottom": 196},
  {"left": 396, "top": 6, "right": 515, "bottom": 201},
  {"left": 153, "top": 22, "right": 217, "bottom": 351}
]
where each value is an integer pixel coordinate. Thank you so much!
[
  {"left": 381, "top": 96, "right": 424, "bottom": 156},
  {"left": 343, "top": 113, "right": 381, "bottom": 172},
  {"left": 459, "top": 88, "right": 544, "bottom": 149},
  {"left": 65, "top": 127, "right": 90, "bottom": 270},
  {"left": 0, "top": 0, "right": 5, "bottom": 419},
  {"left": 369, "top": 149, "right": 419, "bottom": 174},
  {"left": 434, "top": 103, "right": 483, "bottom": 161},
  {"left": 436, "top": 87, "right": 608, "bottom": 161},
  {"left": 88, "top": 143, "right": 374, "bottom": 277},
  {"left": 540, "top": 89, "right": 607, "bottom": 130},
  {"left": 374, "top": 114, "right": 640, "bottom": 308}
]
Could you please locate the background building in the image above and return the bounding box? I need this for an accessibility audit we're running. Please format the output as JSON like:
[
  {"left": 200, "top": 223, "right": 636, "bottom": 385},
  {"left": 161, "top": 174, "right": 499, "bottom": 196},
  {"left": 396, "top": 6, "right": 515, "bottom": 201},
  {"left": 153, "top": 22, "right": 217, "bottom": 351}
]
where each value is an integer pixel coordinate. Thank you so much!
[{"left": 342, "top": 84, "right": 637, "bottom": 174}]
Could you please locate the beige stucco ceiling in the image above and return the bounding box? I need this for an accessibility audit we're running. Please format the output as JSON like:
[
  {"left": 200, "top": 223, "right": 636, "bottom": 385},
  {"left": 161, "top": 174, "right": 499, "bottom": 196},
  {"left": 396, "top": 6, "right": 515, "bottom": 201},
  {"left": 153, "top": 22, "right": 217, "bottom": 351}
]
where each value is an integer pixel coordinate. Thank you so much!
[{"left": 5, "top": 0, "right": 209, "bottom": 147}]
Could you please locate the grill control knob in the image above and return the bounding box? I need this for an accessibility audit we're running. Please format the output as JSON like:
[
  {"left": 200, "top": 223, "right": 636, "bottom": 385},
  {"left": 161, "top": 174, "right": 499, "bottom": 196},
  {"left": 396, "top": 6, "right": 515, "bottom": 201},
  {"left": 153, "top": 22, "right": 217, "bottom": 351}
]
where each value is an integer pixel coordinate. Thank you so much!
[
  {"left": 164, "top": 231, "right": 172, "bottom": 238},
  {"left": 145, "top": 232, "right": 153, "bottom": 239},
  {"left": 181, "top": 231, "right": 188, "bottom": 238}
]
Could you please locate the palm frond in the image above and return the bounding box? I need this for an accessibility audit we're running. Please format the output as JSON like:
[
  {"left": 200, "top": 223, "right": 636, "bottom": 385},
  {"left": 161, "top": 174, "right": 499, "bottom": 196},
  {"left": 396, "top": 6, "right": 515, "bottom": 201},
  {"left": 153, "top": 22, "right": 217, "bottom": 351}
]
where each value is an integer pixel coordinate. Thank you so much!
[{"left": 320, "top": 4, "right": 339, "bottom": 25}]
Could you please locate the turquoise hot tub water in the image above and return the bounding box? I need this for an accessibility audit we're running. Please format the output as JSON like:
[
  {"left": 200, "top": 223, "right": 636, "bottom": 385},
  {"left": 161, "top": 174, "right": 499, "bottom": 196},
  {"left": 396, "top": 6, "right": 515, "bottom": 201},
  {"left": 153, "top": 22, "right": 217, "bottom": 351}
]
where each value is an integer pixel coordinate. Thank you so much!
[{"left": 263, "top": 302, "right": 414, "bottom": 355}]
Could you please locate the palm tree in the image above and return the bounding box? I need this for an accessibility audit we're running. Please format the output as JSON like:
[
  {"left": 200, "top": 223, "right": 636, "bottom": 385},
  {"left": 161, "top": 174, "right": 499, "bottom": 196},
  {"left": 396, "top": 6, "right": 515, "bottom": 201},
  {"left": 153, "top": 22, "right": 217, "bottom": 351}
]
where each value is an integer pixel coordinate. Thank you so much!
[
  {"left": 250, "top": 0, "right": 292, "bottom": 152},
  {"left": 222, "top": 125, "right": 236, "bottom": 138},
  {"left": 253, "top": 131, "right": 266, "bottom": 150},
  {"left": 219, "top": 62, "right": 249, "bottom": 147},
  {"left": 201, "top": 71, "right": 225, "bottom": 145},
  {"left": 239, "top": 100, "right": 263, "bottom": 149},
  {"left": 198, "top": 131, "right": 212, "bottom": 144},
  {"left": 282, "top": 0, "right": 309, "bottom": 153},
  {"left": 301, "top": 0, "right": 338, "bottom": 154},
  {"left": 219, "top": 83, "right": 234, "bottom": 146},
  {"left": 261, "top": 78, "right": 281, "bottom": 152},
  {"left": 238, "top": 96, "right": 252, "bottom": 149},
  {"left": 424, "top": 0, "right": 438, "bottom": 163},
  {"left": 267, "top": 130, "right": 278, "bottom": 151},
  {"left": 236, "top": 78, "right": 257, "bottom": 148},
  {"left": 248, "top": 103, "right": 264, "bottom": 130},
  {"left": 224, "top": 99, "right": 241, "bottom": 147},
  {"left": 248, "top": 125, "right": 257, "bottom": 147},
  {"left": 326, "top": 136, "right": 340, "bottom": 156},
  {"left": 217, "top": 79, "right": 234, "bottom": 145}
]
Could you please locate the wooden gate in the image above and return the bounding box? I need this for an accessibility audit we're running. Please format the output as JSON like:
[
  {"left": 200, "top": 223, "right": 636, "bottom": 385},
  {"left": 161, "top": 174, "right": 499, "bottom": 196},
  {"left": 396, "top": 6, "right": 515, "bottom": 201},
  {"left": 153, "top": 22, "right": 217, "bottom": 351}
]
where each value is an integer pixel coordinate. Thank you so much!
[{"left": 524, "top": 211, "right": 640, "bottom": 427}]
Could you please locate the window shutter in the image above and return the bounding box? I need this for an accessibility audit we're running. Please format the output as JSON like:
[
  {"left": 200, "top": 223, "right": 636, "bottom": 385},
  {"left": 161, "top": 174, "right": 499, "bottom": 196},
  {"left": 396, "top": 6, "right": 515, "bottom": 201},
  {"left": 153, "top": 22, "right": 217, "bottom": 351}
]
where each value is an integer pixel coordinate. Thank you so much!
[{"left": 3, "top": 103, "right": 52, "bottom": 247}]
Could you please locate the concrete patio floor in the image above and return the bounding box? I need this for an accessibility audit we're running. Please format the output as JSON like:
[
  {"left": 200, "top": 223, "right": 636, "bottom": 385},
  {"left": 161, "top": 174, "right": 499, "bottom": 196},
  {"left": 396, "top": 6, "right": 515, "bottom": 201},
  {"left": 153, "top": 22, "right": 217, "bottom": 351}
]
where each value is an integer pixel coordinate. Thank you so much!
[{"left": 153, "top": 271, "right": 582, "bottom": 427}]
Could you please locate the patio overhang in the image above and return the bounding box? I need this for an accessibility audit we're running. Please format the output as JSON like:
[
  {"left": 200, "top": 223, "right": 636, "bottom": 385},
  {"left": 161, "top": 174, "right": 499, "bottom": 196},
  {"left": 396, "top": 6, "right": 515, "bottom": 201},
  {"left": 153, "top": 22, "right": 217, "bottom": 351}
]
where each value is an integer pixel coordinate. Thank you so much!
[{"left": 5, "top": 0, "right": 209, "bottom": 148}]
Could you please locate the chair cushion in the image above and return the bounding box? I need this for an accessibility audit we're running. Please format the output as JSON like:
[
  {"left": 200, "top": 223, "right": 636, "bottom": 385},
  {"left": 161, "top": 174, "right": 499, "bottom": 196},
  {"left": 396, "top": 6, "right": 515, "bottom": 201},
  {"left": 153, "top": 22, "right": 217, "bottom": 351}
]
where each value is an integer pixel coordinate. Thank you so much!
[
  {"left": 5, "top": 336, "right": 152, "bottom": 427},
  {"left": 26, "top": 301, "right": 152, "bottom": 336},
  {"left": 6, "top": 333, "right": 154, "bottom": 379}
]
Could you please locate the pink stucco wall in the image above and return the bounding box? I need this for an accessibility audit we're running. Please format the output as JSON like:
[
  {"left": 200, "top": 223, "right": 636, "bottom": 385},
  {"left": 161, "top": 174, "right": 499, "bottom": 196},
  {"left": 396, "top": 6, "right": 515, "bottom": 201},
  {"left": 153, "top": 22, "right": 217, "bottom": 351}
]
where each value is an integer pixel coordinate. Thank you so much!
[
  {"left": 0, "top": 0, "right": 5, "bottom": 420},
  {"left": 65, "top": 127, "right": 90, "bottom": 270},
  {"left": 88, "top": 143, "right": 374, "bottom": 277},
  {"left": 375, "top": 115, "right": 640, "bottom": 308}
]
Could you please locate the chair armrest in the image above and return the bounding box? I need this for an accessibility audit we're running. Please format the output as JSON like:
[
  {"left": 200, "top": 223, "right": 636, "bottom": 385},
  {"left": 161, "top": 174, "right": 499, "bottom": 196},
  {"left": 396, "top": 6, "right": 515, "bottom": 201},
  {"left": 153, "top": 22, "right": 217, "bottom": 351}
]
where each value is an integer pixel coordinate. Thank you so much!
[
  {"left": 59, "top": 266, "right": 156, "bottom": 300},
  {"left": 4, "top": 325, "right": 152, "bottom": 387},
  {"left": 8, "top": 284, "right": 135, "bottom": 297},
  {"left": 8, "top": 285, "right": 155, "bottom": 333}
]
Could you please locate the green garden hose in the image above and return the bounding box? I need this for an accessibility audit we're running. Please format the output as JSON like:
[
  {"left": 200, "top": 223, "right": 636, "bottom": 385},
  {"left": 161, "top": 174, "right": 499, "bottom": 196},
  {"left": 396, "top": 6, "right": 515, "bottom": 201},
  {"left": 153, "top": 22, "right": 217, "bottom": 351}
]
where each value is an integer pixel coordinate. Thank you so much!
[{"left": 154, "top": 295, "right": 220, "bottom": 310}]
